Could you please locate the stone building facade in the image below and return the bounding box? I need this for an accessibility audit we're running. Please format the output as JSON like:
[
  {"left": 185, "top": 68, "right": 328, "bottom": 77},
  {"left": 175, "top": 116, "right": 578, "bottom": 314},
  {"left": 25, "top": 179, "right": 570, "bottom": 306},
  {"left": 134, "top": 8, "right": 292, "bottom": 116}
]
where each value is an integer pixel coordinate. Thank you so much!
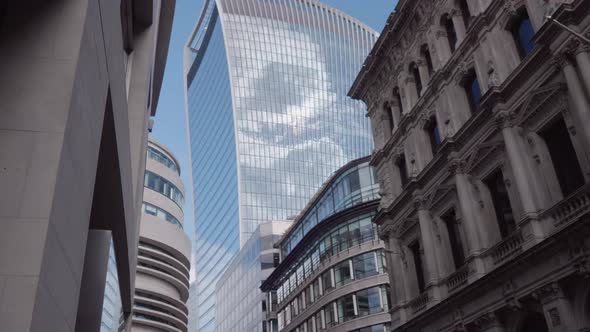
[{"left": 349, "top": 0, "right": 590, "bottom": 331}]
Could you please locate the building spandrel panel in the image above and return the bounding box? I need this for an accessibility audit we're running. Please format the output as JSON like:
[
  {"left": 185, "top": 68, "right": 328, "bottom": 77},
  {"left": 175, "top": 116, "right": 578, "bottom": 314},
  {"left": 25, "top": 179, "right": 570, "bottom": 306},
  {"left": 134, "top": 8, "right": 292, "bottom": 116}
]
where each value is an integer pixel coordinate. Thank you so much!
[{"left": 185, "top": 1, "right": 377, "bottom": 331}]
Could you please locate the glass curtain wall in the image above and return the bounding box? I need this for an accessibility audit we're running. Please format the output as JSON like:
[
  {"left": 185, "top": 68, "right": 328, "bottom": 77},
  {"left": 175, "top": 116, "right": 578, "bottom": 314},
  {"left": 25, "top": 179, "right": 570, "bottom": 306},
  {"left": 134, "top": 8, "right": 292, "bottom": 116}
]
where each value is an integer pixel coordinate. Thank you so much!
[{"left": 185, "top": 1, "right": 377, "bottom": 331}]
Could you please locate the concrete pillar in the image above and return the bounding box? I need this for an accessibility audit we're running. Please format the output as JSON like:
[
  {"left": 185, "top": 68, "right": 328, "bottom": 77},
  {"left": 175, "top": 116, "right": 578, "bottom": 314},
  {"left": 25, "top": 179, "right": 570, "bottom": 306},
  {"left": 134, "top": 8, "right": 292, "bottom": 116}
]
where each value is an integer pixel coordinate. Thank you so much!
[
  {"left": 533, "top": 283, "right": 578, "bottom": 332},
  {"left": 559, "top": 54, "right": 590, "bottom": 148},
  {"left": 451, "top": 11, "right": 467, "bottom": 44},
  {"left": 75, "top": 230, "right": 112, "bottom": 332},
  {"left": 473, "top": 312, "right": 506, "bottom": 332}
]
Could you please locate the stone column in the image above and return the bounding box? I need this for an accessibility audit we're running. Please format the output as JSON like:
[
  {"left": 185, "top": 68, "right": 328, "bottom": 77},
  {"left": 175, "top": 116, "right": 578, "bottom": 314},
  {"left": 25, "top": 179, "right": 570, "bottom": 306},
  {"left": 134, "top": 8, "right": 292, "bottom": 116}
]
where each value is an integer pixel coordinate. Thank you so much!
[
  {"left": 497, "top": 114, "right": 547, "bottom": 215},
  {"left": 573, "top": 45, "right": 590, "bottom": 105},
  {"left": 532, "top": 283, "right": 578, "bottom": 332},
  {"left": 473, "top": 312, "right": 506, "bottom": 332},
  {"left": 556, "top": 53, "right": 590, "bottom": 147},
  {"left": 415, "top": 200, "right": 443, "bottom": 284},
  {"left": 496, "top": 114, "right": 548, "bottom": 244},
  {"left": 449, "top": 159, "right": 488, "bottom": 278},
  {"left": 451, "top": 10, "right": 467, "bottom": 44},
  {"left": 417, "top": 59, "right": 430, "bottom": 89},
  {"left": 450, "top": 160, "right": 483, "bottom": 255},
  {"left": 387, "top": 235, "right": 410, "bottom": 304}
]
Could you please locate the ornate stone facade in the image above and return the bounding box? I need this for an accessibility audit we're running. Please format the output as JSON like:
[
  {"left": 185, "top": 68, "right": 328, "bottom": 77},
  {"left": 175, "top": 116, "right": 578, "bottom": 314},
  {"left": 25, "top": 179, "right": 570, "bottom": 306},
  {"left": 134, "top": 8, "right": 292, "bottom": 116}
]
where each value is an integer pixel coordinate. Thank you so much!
[{"left": 349, "top": 0, "right": 590, "bottom": 331}]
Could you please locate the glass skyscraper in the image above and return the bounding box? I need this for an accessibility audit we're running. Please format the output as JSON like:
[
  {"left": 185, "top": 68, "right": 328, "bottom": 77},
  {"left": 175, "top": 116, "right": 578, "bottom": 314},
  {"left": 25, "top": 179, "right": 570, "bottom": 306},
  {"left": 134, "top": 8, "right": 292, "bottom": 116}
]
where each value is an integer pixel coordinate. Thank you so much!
[{"left": 184, "top": 1, "right": 377, "bottom": 331}]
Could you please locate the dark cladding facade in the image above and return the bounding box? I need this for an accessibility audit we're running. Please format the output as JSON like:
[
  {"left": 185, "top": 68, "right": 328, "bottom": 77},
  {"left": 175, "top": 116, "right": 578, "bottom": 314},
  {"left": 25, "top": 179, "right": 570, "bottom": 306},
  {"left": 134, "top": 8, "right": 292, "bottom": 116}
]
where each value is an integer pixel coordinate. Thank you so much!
[
  {"left": 0, "top": 1, "right": 174, "bottom": 331},
  {"left": 262, "top": 158, "right": 390, "bottom": 332}
]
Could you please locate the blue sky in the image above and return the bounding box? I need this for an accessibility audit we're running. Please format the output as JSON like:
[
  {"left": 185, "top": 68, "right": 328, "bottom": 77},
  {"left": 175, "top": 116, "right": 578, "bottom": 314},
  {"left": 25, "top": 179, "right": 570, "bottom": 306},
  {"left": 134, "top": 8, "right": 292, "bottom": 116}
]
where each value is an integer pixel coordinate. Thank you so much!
[{"left": 151, "top": 0, "right": 397, "bottom": 243}]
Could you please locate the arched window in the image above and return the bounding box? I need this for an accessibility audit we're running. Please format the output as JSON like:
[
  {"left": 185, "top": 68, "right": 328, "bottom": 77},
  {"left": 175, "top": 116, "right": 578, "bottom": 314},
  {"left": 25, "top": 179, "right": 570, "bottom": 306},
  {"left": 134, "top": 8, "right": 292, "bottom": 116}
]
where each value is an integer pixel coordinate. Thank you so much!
[
  {"left": 409, "top": 62, "right": 423, "bottom": 96},
  {"left": 462, "top": 69, "right": 481, "bottom": 113},
  {"left": 442, "top": 14, "right": 457, "bottom": 53},
  {"left": 393, "top": 87, "right": 404, "bottom": 114},
  {"left": 420, "top": 44, "right": 434, "bottom": 75},
  {"left": 426, "top": 116, "right": 442, "bottom": 153},
  {"left": 457, "top": 0, "right": 471, "bottom": 28},
  {"left": 510, "top": 9, "right": 535, "bottom": 59}
]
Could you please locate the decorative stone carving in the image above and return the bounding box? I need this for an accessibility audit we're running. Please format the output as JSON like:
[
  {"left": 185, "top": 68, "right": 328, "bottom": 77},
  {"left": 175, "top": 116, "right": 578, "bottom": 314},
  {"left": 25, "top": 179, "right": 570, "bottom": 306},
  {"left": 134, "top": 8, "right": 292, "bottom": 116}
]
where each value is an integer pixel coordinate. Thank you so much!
[
  {"left": 532, "top": 282, "right": 563, "bottom": 305},
  {"left": 551, "top": 53, "right": 574, "bottom": 70},
  {"left": 548, "top": 307, "right": 562, "bottom": 327},
  {"left": 487, "top": 60, "right": 500, "bottom": 87},
  {"left": 503, "top": 279, "right": 523, "bottom": 311},
  {"left": 494, "top": 109, "right": 517, "bottom": 129}
]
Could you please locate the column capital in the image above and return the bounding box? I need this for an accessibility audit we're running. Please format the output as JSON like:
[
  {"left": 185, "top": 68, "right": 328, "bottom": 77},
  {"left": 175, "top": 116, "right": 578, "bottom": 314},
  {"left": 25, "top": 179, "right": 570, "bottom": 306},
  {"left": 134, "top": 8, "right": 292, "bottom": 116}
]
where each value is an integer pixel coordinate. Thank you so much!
[
  {"left": 473, "top": 312, "right": 503, "bottom": 332},
  {"left": 493, "top": 109, "right": 517, "bottom": 129},
  {"left": 551, "top": 52, "right": 574, "bottom": 70},
  {"left": 448, "top": 153, "right": 468, "bottom": 175},
  {"left": 532, "top": 282, "right": 564, "bottom": 305},
  {"left": 405, "top": 76, "right": 416, "bottom": 84},
  {"left": 413, "top": 196, "right": 430, "bottom": 211}
]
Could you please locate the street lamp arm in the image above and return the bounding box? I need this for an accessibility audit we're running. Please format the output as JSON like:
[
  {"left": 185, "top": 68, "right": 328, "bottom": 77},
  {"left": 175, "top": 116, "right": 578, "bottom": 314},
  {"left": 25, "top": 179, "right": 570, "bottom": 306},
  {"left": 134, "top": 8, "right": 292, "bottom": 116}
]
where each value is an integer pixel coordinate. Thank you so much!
[{"left": 546, "top": 15, "right": 590, "bottom": 45}]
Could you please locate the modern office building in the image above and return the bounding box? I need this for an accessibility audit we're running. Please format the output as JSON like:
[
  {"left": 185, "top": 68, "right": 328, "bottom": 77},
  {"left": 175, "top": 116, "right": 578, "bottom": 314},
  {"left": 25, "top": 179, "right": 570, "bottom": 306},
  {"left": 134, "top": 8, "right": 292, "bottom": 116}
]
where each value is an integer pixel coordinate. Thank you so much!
[
  {"left": 215, "top": 220, "right": 291, "bottom": 332},
  {"left": 184, "top": 1, "right": 378, "bottom": 330},
  {"left": 100, "top": 243, "right": 124, "bottom": 332},
  {"left": 349, "top": 0, "right": 590, "bottom": 331},
  {"left": 131, "top": 138, "right": 191, "bottom": 331},
  {"left": 261, "top": 157, "right": 390, "bottom": 332},
  {"left": 0, "top": 1, "right": 174, "bottom": 331}
]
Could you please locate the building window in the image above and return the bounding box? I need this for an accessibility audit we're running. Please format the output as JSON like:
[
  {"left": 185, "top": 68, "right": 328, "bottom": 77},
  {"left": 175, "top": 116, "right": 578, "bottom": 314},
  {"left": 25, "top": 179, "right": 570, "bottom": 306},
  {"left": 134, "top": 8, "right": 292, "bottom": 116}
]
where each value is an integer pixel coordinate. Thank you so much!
[
  {"left": 420, "top": 44, "right": 434, "bottom": 75},
  {"left": 322, "top": 270, "right": 333, "bottom": 293},
  {"left": 273, "top": 253, "right": 280, "bottom": 267},
  {"left": 442, "top": 14, "right": 457, "bottom": 53},
  {"left": 463, "top": 69, "right": 481, "bottom": 113},
  {"left": 539, "top": 117, "right": 585, "bottom": 196},
  {"left": 352, "top": 251, "right": 378, "bottom": 279},
  {"left": 426, "top": 116, "right": 442, "bottom": 153},
  {"left": 384, "top": 102, "right": 395, "bottom": 132},
  {"left": 510, "top": 9, "right": 535, "bottom": 59},
  {"left": 441, "top": 209, "right": 465, "bottom": 269},
  {"left": 410, "top": 241, "right": 426, "bottom": 293},
  {"left": 410, "top": 62, "right": 423, "bottom": 96},
  {"left": 144, "top": 171, "right": 185, "bottom": 208},
  {"left": 356, "top": 287, "right": 383, "bottom": 317},
  {"left": 484, "top": 170, "right": 516, "bottom": 238},
  {"left": 334, "top": 261, "right": 352, "bottom": 286},
  {"left": 336, "top": 294, "right": 356, "bottom": 322},
  {"left": 325, "top": 303, "right": 337, "bottom": 327},
  {"left": 458, "top": 0, "right": 471, "bottom": 28},
  {"left": 393, "top": 87, "right": 404, "bottom": 114},
  {"left": 396, "top": 155, "right": 409, "bottom": 188}
]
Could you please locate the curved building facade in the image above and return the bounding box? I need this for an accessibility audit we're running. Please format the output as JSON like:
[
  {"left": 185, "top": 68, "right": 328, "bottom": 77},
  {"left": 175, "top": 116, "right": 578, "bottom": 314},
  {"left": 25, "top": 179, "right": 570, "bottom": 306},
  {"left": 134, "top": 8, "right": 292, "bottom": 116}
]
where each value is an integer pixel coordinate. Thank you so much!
[
  {"left": 184, "top": 1, "right": 378, "bottom": 331},
  {"left": 132, "top": 138, "right": 191, "bottom": 332},
  {"left": 262, "top": 157, "right": 390, "bottom": 332}
]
